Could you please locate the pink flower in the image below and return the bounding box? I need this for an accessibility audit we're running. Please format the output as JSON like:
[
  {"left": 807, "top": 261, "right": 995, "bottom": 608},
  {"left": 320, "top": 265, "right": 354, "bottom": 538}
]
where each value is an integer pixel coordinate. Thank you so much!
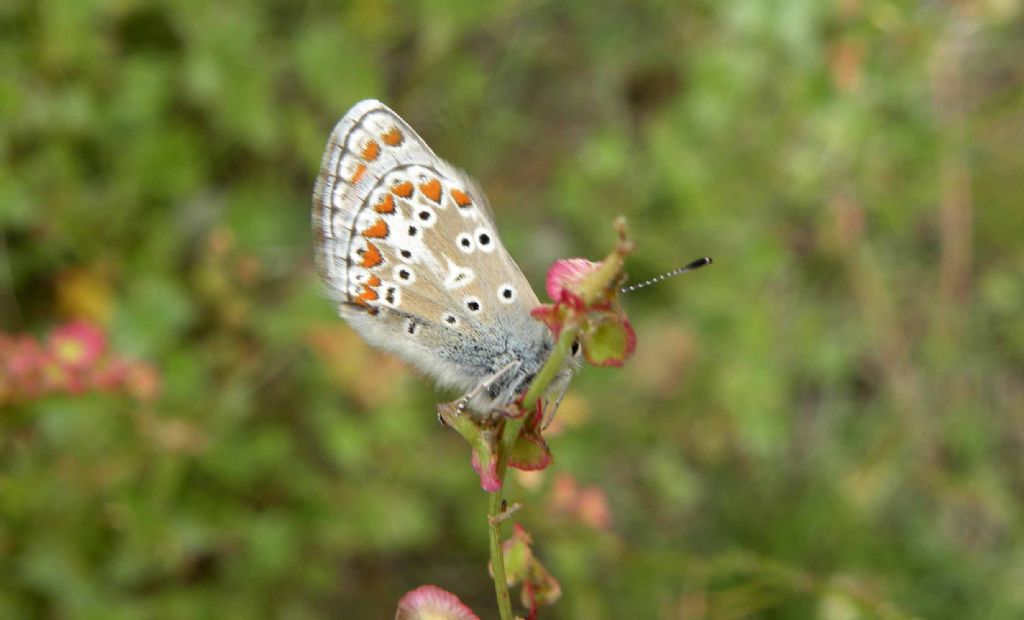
[
  {"left": 40, "top": 356, "right": 85, "bottom": 394},
  {"left": 533, "top": 256, "right": 637, "bottom": 367},
  {"left": 395, "top": 585, "right": 481, "bottom": 620},
  {"left": 0, "top": 323, "right": 161, "bottom": 404},
  {"left": 544, "top": 258, "right": 600, "bottom": 307},
  {"left": 48, "top": 321, "right": 106, "bottom": 371}
]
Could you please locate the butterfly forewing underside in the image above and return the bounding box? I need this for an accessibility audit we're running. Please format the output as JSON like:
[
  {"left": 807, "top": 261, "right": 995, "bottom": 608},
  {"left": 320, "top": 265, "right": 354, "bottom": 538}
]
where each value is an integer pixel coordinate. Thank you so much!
[{"left": 312, "top": 100, "right": 563, "bottom": 410}]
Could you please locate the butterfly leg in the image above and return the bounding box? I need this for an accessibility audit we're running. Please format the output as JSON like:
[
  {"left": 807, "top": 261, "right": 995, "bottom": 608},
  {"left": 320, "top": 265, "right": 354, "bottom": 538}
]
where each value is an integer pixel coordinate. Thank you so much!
[
  {"left": 456, "top": 359, "right": 523, "bottom": 417},
  {"left": 541, "top": 376, "right": 571, "bottom": 430}
]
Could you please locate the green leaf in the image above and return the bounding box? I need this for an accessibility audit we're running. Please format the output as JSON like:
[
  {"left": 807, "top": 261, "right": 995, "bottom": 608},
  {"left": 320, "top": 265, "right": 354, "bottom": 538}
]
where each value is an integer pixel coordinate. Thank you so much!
[
  {"left": 524, "top": 559, "right": 562, "bottom": 608},
  {"left": 581, "top": 314, "right": 636, "bottom": 367},
  {"left": 437, "top": 402, "right": 502, "bottom": 491},
  {"left": 499, "top": 525, "right": 533, "bottom": 585},
  {"left": 508, "top": 427, "right": 552, "bottom": 471}
]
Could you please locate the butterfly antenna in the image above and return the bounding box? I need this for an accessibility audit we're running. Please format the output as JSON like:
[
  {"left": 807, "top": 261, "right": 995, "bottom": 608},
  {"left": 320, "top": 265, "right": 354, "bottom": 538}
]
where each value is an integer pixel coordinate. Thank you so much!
[{"left": 620, "top": 257, "right": 713, "bottom": 294}]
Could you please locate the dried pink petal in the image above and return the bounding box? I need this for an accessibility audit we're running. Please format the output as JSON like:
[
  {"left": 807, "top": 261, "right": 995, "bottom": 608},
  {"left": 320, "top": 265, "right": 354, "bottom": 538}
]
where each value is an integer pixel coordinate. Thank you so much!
[
  {"left": 471, "top": 450, "right": 502, "bottom": 493},
  {"left": 529, "top": 304, "right": 567, "bottom": 338},
  {"left": 395, "top": 585, "right": 481, "bottom": 620}
]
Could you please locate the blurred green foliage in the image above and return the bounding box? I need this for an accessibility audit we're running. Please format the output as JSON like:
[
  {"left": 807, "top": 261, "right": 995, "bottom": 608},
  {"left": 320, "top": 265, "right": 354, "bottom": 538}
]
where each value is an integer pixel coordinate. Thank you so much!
[{"left": 2, "top": 0, "right": 1024, "bottom": 618}]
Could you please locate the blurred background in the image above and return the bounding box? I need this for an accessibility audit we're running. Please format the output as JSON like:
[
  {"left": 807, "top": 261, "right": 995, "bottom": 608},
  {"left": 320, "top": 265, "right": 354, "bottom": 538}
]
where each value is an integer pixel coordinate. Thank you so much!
[{"left": 2, "top": 1, "right": 1023, "bottom": 618}]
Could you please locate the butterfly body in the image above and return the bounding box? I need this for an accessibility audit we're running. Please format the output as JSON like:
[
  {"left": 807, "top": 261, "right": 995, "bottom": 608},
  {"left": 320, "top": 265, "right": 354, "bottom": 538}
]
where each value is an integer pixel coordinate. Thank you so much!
[{"left": 313, "top": 100, "right": 574, "bottom": 413}]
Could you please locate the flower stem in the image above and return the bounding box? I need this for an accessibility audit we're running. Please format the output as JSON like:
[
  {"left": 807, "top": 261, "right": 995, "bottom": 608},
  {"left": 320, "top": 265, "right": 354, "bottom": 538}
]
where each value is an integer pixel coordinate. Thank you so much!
[
  {"left": 522, "top": 326, "right": 580, "bottom": 414},
  {"left": 488, "top": 489, "right": 514, "bottom": 619},
  {"left": 487, "top": 325, "right": 580, "bottom": 620}
]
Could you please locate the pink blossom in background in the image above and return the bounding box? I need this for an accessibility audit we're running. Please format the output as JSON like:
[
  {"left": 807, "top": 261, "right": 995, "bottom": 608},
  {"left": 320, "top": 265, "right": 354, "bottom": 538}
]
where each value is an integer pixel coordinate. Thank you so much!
[
  {"left": 48, "top": 321, "right": 106, "bottom": 371},
  {"left": 0, "top": 322, "right": 161, "bottom": 405},
  {"left": 576, "top": 486, "right": 613, "bottom": 531},
  {"left": 124, "top": 361, "right": 162, "bottom": 402},
  {"left": 3, "top": 336, "right": 44, "bottom": 397},
  {"left": 549, "top": 473, "right": 612, "bottom": 531}
]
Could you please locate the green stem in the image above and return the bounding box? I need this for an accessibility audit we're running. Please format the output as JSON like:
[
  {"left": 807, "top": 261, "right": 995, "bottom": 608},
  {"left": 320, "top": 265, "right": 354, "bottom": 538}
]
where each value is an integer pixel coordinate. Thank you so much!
[
  {"left": 487, "top": 325, "right": 580, "bottom": 620},
  {"left": 488, "top": 488, "right": 514, "bottom": 619},
  {"left": 522, "top": 326, "right": 580, "bottom": 414}
]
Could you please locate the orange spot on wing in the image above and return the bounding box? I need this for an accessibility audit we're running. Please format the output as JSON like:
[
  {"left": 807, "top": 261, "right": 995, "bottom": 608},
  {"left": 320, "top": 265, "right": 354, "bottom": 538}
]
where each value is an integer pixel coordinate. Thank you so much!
[
  {"left": 451, "top": 188, "right": 472, "bottom": 207},
  {"left": 356, "top": 286, "right": 379, "bottom": 304},
  {"left": 351, "top": 163, "right": 367, "bottom": 184},
  {"left": 373, "top": 194, "right": 396, "bottom": 214},
  {"left": 382, "top": 127, "right": 404, "bottom": 146},
  {"left": 361, "top": 140, "right": 380, "bottom": 161},
  {"left": 360, "top": 242, "right": 383, "bottom": 268},
  {"left": 362, "top": 218, "right": 389, "bottom": 238},
  {"left": 392, "top": 181, "right": 414, "bottom": 198},
  {"left": 420, "top": 178, "right": 442, "bottom": 202},
  {"left": 354, "top": 274, "right": 383, "bottom": 304}
]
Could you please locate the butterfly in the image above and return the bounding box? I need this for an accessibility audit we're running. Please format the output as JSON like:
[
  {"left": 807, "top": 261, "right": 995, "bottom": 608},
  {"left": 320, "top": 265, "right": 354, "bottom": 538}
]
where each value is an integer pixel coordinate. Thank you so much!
[{"left": 312, "top": 100, "right": 580, "bottom": 416}]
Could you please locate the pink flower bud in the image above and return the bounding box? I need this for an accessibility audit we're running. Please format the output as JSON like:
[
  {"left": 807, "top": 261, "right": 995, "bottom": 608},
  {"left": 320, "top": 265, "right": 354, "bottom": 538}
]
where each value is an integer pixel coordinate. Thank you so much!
[
  {"left": 544, "top": 258, "right": 601, "bottom": 307},
  {"left": 395, "top": 585, "right": 480, "bottom": 620}
]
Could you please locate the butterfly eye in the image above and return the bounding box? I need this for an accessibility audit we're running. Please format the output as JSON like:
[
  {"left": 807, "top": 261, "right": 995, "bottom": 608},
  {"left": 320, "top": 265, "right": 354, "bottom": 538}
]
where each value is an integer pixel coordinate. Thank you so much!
[{"left": 571, "top": 340, "right": 581, "bottom": 356}]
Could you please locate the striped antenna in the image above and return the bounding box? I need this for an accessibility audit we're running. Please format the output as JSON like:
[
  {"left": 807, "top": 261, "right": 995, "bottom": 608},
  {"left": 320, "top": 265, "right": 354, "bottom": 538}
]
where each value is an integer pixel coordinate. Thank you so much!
[{"left": 620, "top": 257, "right": 713, "bottom": 294}]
